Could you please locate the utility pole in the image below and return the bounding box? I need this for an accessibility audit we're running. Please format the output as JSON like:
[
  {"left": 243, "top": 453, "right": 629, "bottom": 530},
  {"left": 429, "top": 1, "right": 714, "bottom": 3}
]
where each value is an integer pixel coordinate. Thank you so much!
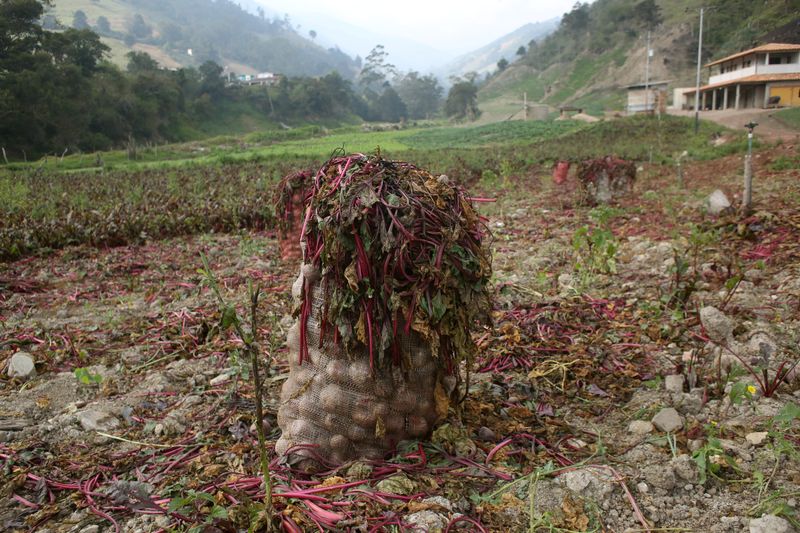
[
  {"left": 644, "top": 31, "right": 651, "bottom": 113},
  {"left": 694, "top": 7, "right": 704, "bottom": 134},
  {"left": 742, "top": 121, "right": 757, "bottom": 214}
]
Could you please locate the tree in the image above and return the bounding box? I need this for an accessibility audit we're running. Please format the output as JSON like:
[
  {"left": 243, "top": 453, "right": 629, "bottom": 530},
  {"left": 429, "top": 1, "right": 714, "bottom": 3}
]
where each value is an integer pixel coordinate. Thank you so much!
[
  {"left": 561, "top": 2, "right": 590, "bottom": 33},
  {"left": 395, "top": 71, "right": 442, "bottom": 119},
  {"left": 126, "top": 50, "right": 158, "bottom": 73},
  {"left": 444, "top": 80, "right": 480, "bottom": 121},
  {"left": 516, "top": 45, "right": 526, "bottom": 56},
  {"left": 129, "top": 13, "right": 151, "bottom": 39},
  {"left": 462, "top": 71, "right": 479, "bottom": 84},
  {"left": 0, "top": 0, "right": 44, "bottom": 67},
  {"left": 72, "top": 10, "right": 89, "bottom": 30},
  {"left": 95, "top": 16, "right": 111, "bottom": 34},
  {"left": 308, "top": 29, "right": 316, "bottom": 40},
  {"left": 359, "top": 45, "right": 396, "bottom": 92},
  {"left": 0, "top": 1, "right": 112, "bottom": 157},
  {"left": 375, "top": 85, "right": 406, "bottom": 122},
  {"left": 319, "top": 71, "right": 357, "bottom": 117},
  {"left": 634, "top": 0, "right": 662, "bottom": 28},
  {"left": 198, "top": 60, "right": 225, "bottom": 100},
  {"left": 496, "top": 58, "right": 509, "bottom": 72},
  {"left": 47, "top": 28, "right": 109, "bottom": 74}
]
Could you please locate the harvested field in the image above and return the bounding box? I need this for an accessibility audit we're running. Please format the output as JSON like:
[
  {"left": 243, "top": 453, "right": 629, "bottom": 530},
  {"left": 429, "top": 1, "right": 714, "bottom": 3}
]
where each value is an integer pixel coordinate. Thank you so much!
[{"left": 1, "top": 130, "right": 800, "bottom": 532}]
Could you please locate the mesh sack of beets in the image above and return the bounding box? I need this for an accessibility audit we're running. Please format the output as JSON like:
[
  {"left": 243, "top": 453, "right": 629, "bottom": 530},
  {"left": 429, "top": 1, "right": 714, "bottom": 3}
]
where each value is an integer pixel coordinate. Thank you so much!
[
  {"left": 274, "top": 153, "right": 492, "bottom": 469},
  {"left": 576, "top": 156, "right": 636, "bottom": 204}
]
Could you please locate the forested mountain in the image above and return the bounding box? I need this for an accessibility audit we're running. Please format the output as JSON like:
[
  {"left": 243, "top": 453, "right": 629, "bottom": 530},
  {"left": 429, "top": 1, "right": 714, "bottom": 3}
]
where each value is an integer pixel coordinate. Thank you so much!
[
  {"left": 0, "top": 0, "right": 377, "bottom": 159},
  {"left": 479, "top": 0, "right": 800, "bottom": 115},
  {"left": 1, "top": 0, "right": 451, "bottom": 160},
  {"left": 44, "top": 0, "right": 359, "bottom": 77}
]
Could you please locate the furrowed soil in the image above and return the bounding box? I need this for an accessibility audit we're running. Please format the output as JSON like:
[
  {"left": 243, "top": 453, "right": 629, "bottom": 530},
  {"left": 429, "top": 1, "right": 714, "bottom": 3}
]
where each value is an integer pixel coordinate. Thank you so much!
[{"left": 1, "top": 143, "right": 799, "bottom": 532}]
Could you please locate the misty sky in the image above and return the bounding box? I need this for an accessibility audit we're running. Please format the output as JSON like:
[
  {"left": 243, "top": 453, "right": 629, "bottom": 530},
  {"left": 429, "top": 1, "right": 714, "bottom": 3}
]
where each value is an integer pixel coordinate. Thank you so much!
[{"left": 257, "top": 0, "right": 576, "bottom": 55}]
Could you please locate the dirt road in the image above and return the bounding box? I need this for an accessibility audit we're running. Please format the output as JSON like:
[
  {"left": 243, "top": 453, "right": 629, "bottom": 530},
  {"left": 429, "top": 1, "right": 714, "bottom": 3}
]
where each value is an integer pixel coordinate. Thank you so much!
[{"left": 669, "top": 107, "right": 799, "bottom": 141}]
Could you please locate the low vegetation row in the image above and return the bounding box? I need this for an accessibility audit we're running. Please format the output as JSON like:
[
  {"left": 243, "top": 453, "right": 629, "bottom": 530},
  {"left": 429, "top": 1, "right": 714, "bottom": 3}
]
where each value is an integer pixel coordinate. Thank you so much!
[{"left": 0, "top": 115, "right": 746, "bottom": 261}]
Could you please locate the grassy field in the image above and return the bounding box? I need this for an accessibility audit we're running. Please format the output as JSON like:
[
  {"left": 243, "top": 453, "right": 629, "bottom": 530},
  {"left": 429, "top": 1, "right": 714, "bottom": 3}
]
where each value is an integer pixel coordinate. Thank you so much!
[
  {"left": 3, "top": 115, "right": 744, "bottom": 174},
  {"left": 0, "top": 115, "right": 749, "bottom": 260},
  {"left": 774, "top": 107, "right": 800, "bottom": 130}
]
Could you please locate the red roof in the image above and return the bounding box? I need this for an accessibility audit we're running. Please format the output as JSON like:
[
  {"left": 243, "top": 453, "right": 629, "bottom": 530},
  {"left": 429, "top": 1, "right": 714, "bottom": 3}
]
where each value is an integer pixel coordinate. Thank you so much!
[{"left": 706, "top": 43, "right": 800, "bottom": 67}]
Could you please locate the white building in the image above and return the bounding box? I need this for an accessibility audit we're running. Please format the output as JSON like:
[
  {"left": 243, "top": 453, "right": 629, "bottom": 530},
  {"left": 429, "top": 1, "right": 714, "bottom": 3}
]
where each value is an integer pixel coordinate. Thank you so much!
[
  {"left": 239, "top": 72, "right": 280, "bottom": 87},
  {"left": 682, "top": 43, "right": 800, "bottom": 110}
]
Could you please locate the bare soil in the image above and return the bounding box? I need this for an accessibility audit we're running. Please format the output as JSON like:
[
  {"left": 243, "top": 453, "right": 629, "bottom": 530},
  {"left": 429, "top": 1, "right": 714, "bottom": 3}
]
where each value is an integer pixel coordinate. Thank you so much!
[{"left": 1, "top": 144, "right": 799, "bottom": 532}]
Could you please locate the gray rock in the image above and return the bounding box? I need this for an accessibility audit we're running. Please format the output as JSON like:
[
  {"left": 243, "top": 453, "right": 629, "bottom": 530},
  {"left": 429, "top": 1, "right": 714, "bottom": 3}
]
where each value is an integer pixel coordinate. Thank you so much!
[
  {"left": 636, "top": 481, "right": 649, "bottom": 494},
  {"left": 719, "top": 439, "right": 753, "bottom": 462},
  {"left": 744, "top": 269, "right": 764, "bottom": 282},
  {"left": 209, "top": 373, "right": 231, "bottom": 386},
  {"left": 107, "top": 480, "right": 155, "bottom": 506},
  {"left": 746, "top": 333, "right": 776, "bottom": 360},
  {"left": 422, "top": 496, "right": 453, "bottom": 512},
  {"left": 706, "top": 189, "right": 731, "bottom": 215},
  {"left": 78, "top": 526, "right": 100, "bottom": 533},
  {"left": 644, "top": 465, "right": 675, "bottom": 490},
  {"left": 153, "top": 416, "right": 185, "bottom": 437},
  {"left": 652, "top": 408, "right": 683, "bottom": 433},
  {"left": 665, "top": 374, "right": 685, "bottom": 393},
  {"left": 559, "top": 468, "right": 615, "bottom": 499},
  {"left": 745, "top": 432, "right": 769, "bottom": 447},
  {"left": 700, "top": 306, "right": 734, "bottom": 341},
  {"left": 405, "top": 510, "right": 447, "bottom": 532},
  {"left": 477, "top": 426, "right": 496, "bottom": 441},
  {"left": 77, "top": 409, "right": 120, "bottom": 432},
  {"left": 628, "top": 420, "right": 655, "bottom": 435},
  {"left": 671, "top": 454, "right": 700, "bottom": 483},
  {"left": 557, "top": 273, "right": 575, "bottom": 291},
  {"left": 7, "top": 352, "right": 36, "bottom": 379},
  {"left": 749, "top": 514, "right": 794, "bottom": 533},
  {"left": 675, "top": 393, "right": 704, "bottom": 415},
  {"left": 120, "top": 347, "right": 145, "bottom": 366}
]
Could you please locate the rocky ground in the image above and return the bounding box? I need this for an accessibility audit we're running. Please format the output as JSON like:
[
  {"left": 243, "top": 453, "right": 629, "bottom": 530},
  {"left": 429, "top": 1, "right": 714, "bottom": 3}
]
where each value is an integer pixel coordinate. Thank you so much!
[{"left": 1, "top": 143, "right": 799, "bottom": 532}]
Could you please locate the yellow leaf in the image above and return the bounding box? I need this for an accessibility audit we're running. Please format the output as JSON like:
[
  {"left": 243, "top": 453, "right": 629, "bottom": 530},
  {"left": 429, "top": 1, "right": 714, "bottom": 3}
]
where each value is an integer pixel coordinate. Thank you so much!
[
  {"left": 344, "top": 260, "right": 359, "bottom": 291},
  {"left": 434, "top": 380, "right": 450, "bottom": 420},
  {"left": 355, "top": 312, "right": 367, "bottom": 344}
]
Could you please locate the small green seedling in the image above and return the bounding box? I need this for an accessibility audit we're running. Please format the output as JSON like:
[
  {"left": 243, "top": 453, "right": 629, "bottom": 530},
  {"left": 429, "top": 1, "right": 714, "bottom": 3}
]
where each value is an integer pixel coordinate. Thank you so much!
[{"left": 73, "top": 367, "right": 102, "bottom": 385}]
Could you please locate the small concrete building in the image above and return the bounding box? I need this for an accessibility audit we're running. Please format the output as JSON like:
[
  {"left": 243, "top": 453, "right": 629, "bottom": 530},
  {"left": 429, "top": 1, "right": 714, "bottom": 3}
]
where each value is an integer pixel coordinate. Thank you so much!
[
  {"left": 238, "top": 72, "right": 281, "bottom": 87},
  {"left": 682, "top": 43, "right": 800, "bottom": 110},
  {"left": 625, "top": 80, "right": 670, "bottom": 114}
]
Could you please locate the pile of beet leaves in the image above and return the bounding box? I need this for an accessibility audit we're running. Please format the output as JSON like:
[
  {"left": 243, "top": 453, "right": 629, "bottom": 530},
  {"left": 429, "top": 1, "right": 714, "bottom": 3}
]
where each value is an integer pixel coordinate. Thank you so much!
[{"left": 278, "top": 153, "right": 493, "bottom": 372}]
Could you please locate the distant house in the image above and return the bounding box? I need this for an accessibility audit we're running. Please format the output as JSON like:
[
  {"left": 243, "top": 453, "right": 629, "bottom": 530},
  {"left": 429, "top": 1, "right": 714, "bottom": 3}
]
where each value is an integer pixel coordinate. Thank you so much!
[
  {"left": 682, "top": 43, "right": 800, "bottom": 110},
  {"left": 624, "top": 80, "right": 670, "bottom": 114},
  {"left": 238, "top": 72, "right": 281, "bottom": 87}
]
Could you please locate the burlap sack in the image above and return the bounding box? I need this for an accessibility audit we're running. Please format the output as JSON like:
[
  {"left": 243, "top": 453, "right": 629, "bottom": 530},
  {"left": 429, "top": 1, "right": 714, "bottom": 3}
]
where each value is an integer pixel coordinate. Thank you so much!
[{"left": 275, "top": 265, "right": 450, "bottom": 468}]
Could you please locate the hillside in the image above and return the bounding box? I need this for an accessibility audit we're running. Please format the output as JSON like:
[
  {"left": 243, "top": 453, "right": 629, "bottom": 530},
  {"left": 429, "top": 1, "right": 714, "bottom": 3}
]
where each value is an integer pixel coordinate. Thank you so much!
[
  {"left": 478, "top": 0, "right": 800, "bottom": 118},
  {"left": 436, "top": 18, "right": 559, "bottom": 80},
  {"left": 44, "top": 0, "right": 359, "bottom": 77}
]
